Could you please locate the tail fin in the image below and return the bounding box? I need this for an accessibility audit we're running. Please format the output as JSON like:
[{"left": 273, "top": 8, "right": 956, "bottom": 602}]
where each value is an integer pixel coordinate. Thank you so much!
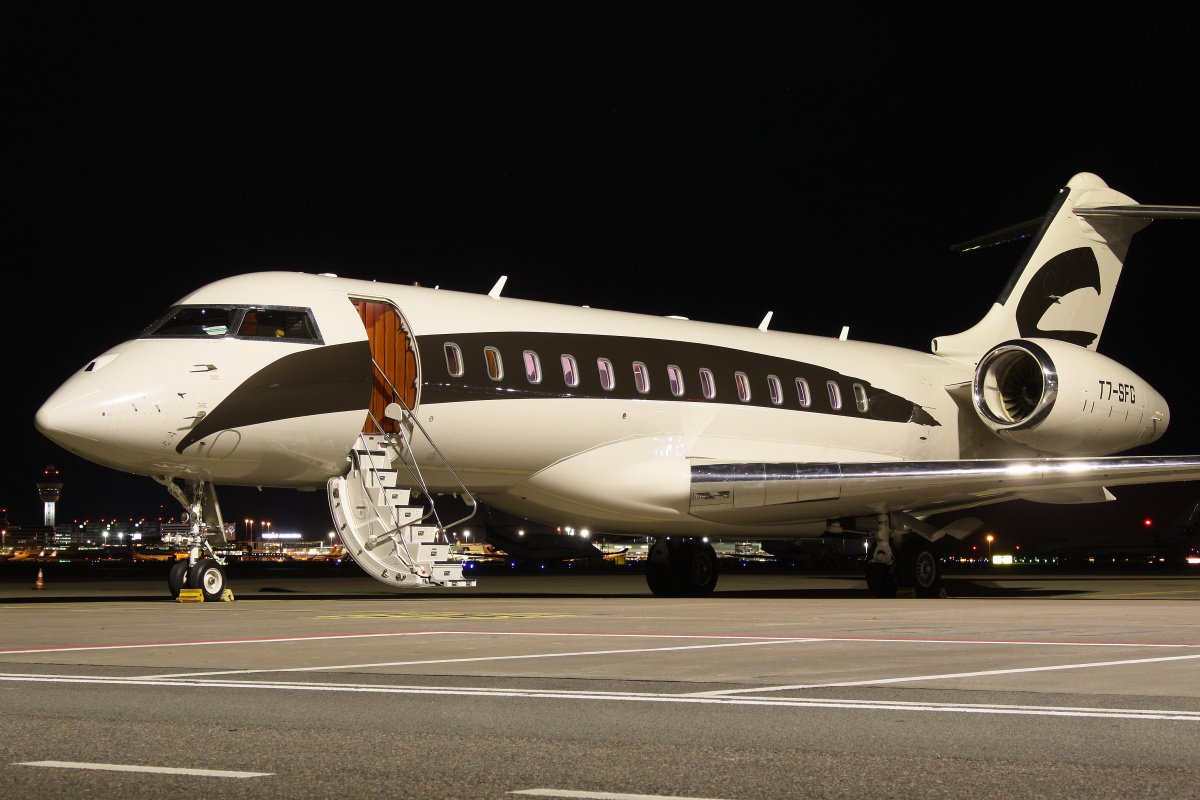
[{"left": 934, "top": 172, "right": 1158, "bottom": 360}]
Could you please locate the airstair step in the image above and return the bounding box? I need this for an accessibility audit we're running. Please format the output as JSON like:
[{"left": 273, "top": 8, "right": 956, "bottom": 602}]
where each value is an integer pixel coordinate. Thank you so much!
[
  {"left": 414, "top": 542, "right": 450, "bottom": 561},
  {"left": 363, "top": 468, "right": 398, "bottom": 489},
  {"left": 384, "top": 488, "right": 412, "bottom": 506},
  {"left": 402, "top": 525, "right": 441, "bottom": 544},
  {"left": 366, "top": 486, "right": 415, "bottom": 511},
  {"left": 418, "top": 561, "right": 473, "bottom": 586},
  {"left": 392, "top": 506, "right": 422, "bottom": 526}
]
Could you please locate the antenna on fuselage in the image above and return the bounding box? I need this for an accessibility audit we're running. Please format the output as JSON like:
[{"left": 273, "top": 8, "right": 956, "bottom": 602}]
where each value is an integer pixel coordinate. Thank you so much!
[
  {"left": 488, "top": 276, "right": 508, "bottom": 298},
  {"left": 758, "top": 311, "right": 773, "bottom": 331}
]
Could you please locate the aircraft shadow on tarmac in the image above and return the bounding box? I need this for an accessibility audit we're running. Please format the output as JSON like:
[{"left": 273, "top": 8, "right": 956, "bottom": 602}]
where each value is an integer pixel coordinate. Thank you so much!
[{"left": 1, "top": 579, "right": 1091, "bottom": 603}]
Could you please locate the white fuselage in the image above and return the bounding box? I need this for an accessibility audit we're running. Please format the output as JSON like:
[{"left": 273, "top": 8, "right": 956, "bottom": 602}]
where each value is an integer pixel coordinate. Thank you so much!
[{"left": 37, "top": 271, "right": 1161, "bottom": 538}]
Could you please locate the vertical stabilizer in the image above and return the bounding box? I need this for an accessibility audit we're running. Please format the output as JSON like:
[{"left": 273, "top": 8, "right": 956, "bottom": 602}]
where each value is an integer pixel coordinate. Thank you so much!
[{"left": 933, "top": 173, "right": 1150, "bottom": 362}]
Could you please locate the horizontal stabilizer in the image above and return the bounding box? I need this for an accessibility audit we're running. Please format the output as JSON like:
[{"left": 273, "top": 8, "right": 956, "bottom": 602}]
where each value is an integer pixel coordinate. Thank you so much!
[{"left": 1075, "top": 204, "right": 1200, "bottom": 220}]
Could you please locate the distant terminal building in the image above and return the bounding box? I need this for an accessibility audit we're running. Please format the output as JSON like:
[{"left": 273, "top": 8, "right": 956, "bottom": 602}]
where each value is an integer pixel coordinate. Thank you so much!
[{"left": 0, "top": 507, "right": 56, "bottom": 546}]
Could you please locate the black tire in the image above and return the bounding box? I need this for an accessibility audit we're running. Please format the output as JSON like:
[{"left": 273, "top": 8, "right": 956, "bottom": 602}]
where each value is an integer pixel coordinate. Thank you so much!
[
  {"left": 897, "top": 543, "right": 940, "bottom": 597},
  {"left": 645, "top": 540, "right": 678, "bottom": 596},
  {"left": 188, "top": 559, "right": 226, "bottom": 601},
  {"left": 646, "top": 559, "right": 677, "bottom": 596},
  {"left": 673, "top": 541, "right": 719, "bottom": 597},
  {"left": 167, "top": 560, "right": 190, "bottom": 598},
  {"left": 865, "top": 561, "right": 898, "bottom": 598}
]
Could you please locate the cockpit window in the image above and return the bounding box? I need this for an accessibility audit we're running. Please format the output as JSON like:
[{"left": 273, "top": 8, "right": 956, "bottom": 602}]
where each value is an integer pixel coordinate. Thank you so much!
[
  {"left": 144, "top": 305, "right": 321, "bottom": 342},
  {"left": 237, "top": 309, "right": 318, "bottom": 340},
  {"left": 146, "top": 306, "right": 241, "bottom": 338}
]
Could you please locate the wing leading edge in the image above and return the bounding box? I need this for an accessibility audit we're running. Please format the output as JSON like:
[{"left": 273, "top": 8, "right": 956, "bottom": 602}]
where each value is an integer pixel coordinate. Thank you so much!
[{"left": 689, "top": 456, "right": 1200, "bottom": 524}]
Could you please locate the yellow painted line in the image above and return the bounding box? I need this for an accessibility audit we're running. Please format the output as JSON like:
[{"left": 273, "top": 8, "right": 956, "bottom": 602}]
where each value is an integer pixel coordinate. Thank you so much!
[
  {"left": 314, "top": 618, "right": 576, "bottom": 623},
  {"left": 1082, "top": 589, "right": 1200, "bottom": 599}
]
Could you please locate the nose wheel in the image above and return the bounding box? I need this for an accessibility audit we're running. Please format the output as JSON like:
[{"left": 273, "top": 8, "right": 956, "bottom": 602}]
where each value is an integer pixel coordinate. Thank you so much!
[
  {"left": 167, "top": 560, "right": 190, "bottom": 597},
  {"left": 167, "top": 558, "right": 228, "bottom": 601}
]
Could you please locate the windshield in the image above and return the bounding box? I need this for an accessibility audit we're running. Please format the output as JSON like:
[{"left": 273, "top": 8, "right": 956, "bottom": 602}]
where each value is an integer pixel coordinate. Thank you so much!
[{"left": 143, "top": 305, "right": 321, "bottom": 342}]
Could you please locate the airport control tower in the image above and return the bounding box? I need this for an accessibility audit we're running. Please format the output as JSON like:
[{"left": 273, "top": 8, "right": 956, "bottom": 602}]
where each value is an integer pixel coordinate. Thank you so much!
[{"left": 37, "top": 465, "right": 63, "bottom": 527}]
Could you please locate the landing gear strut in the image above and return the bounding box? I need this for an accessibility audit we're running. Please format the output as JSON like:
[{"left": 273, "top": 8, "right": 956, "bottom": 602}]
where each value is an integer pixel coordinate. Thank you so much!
[
  {"left": 154, "top": 476, "right": 230, "bottom": 600},
  {"left": 646, "top": 538, "right": 719, "bottom": 596},
  {"left": 864, "top": 513, "right": 942, "bottom": 598}
]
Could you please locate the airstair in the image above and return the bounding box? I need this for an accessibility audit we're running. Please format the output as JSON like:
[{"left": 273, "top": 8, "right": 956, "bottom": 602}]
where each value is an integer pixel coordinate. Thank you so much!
[{"left": 328, "top": 402, "right": 477, "bottom": 588}]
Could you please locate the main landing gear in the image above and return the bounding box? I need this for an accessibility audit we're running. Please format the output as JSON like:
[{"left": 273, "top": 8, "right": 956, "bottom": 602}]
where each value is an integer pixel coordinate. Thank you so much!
[
  {"left": 645, "top": 538, "right": 719, "bottom": 596},
  {"left": 154, "top": 476, "right": 230, "bottom": 601},
  {"left": 863, "top": 513, "right": 945, "bottom": 598}
]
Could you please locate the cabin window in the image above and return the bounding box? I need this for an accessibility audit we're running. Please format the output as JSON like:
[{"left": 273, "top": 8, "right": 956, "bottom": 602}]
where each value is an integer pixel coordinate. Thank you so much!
[
  {"left": 444, "top": 343, "right": 464, "bottom": 377},
  {"left": 485, "top": 347, "right": 504, "bottom": 381},
  {"left": 735, "top": 372, "right": 751, "bottom": 402},
  {"left": 667, "top": 365, "right": 684, "bottom": 397},
  {"left": 768, "top": 375, "right": 783, "bottom": 405},
  {"left": 598, "top": 358, "right": 615, "bottom": 390},
  {"left": 827, "top": 380, "right": 842, "bottom": 410},
  {"left": 633, "top": 362, "right": 650, "bottom": 394},
  {"left": 523, "top": 351, "right": 542, "bottom": 384},
  {"left": 561, "top": 355, "right": 579, "bottom": 387},
  {"left": 796, "top": 378, "right": 811, "bottom": 407},
  {"left": 853, "top": 383, "right": 869, "bottom": 412},
  {"left": 699, "top": 368, "right": 716, "bottom": 399}
]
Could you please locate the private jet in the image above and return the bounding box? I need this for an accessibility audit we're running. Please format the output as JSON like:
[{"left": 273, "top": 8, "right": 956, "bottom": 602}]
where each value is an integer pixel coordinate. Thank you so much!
[{"left": 36, "top": 173, "right": 1200, "bottom": 599}]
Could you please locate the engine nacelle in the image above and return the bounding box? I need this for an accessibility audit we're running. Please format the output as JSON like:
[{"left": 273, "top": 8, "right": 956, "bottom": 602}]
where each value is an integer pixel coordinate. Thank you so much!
[{"left": 972, "top": 339, "right": 1169, "bottom": 455}]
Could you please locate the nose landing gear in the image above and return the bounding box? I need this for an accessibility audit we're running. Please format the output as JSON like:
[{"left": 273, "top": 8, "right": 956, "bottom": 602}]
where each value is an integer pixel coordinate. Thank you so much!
[{"left": 154, "top": 475, "right": 231, "bottom": 601}]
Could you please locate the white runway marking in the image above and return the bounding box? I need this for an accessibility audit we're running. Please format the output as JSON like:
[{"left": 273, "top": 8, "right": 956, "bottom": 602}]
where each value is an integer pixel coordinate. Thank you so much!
[
  {"left": 1, "top": 672, "right": 1196, "bottom": 721},
  {"left": 142, "top": 638, "right": 820, "bottom": 679},
  {"left": 689, "top": 653, "right": 1200, "bottom": 696},
  {"left": 511, "top": 789, "right": 731, "bottom": 800},
  {"left": 15, "top": 760, "right": 272, "bottom": 778}
]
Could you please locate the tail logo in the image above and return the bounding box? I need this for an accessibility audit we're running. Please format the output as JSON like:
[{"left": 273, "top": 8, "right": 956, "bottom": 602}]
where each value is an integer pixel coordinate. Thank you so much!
[{"left": 1014, "top": 247, "right": 1102, "bottom": 347}]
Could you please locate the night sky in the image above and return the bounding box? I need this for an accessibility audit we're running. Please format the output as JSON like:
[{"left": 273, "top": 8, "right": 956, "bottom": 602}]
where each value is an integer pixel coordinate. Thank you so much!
[{"left": 9, "top": 8, "right": 1197, "bottom": 547}]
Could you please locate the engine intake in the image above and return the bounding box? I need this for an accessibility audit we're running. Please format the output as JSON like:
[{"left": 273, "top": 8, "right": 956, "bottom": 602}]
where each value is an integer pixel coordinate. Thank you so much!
[{"left": 974, "top": 341, "right": 1057, "bottom": 429}]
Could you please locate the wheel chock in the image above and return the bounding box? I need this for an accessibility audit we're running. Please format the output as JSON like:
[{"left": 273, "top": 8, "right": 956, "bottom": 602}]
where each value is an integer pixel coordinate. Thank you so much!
[
  {"left": 895, "top": 587, "right": 917, "bottom": 598},
  {"left": 219, "top": 588, "right": 235, "bottom": 602},
  {"left": 176, "top": 589, "right": 204, "bottom": 603}
]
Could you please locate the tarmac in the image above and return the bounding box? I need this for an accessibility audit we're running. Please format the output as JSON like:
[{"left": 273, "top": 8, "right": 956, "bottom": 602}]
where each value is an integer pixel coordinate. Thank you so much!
[{"left": 2, "top": 561, "right": 1197, "bottom": 799}]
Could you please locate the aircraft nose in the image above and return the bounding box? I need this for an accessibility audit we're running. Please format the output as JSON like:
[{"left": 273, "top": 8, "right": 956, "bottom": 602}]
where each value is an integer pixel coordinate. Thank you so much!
[{"left": 35, "top": 375, "right": 115, "bottom": 449}]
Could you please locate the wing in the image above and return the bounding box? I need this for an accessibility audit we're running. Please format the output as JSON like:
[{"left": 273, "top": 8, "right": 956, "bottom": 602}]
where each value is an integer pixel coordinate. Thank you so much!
[{"left": 689, "top": 456, "right": 1200, "bottom": 524}]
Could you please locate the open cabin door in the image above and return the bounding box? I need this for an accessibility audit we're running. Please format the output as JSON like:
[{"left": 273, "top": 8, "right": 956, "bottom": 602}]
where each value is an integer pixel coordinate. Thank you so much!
[{"left": 352, "top": 299, "right": 417, "bottom": 434}]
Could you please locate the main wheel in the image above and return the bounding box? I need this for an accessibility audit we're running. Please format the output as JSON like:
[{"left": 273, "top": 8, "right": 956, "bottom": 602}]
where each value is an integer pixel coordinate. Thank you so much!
[
  {"left": 645, "top": 540, "right": 678, "bottom": 596},
  {"left": 673, "top": 540, "right": 718, "bottom": 596},
  {"left": 167, "top": 560, "right": 189, "bottom": 598},
  {"left": 188, "top": 559, "right": 226, "bottom": 601},
  {"left": 896, "top": 543, "right": 940, "bottom": 597},
  {"left": 865, "top": 561, "right": 897, "bottom": 598}
]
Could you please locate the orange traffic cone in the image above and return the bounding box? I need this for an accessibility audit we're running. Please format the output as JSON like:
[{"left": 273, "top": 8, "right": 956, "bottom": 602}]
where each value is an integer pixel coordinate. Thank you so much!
[{"left": 32, "top": 568, "right": 45, "bottom": 590}]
